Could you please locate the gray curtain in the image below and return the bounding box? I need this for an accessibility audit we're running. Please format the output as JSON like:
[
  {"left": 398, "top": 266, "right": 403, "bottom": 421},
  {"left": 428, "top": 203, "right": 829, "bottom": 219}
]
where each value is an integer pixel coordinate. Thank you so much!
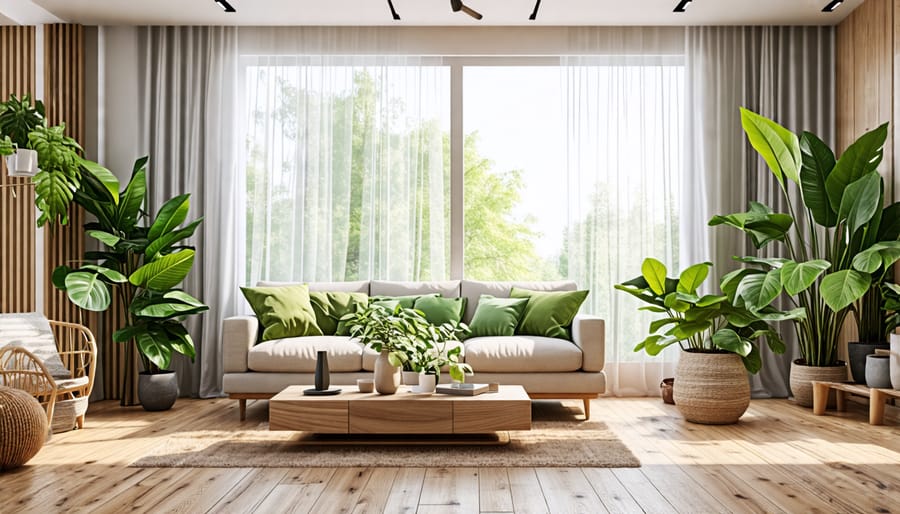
[
  {"left": 138, "top": 26, "right": 241, "bottom": 397},
  {"left": 684, "top": 26, "right": 835, "bottom": 397}
]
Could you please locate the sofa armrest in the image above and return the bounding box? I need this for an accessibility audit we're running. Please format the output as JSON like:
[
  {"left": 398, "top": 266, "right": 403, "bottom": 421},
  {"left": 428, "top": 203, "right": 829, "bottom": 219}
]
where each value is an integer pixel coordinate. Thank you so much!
[
  {"left": 223, "top": 316, "right": 259, "bottom": 373},
  {"left": 572, "top": 315, "right": 605, "bottom": 372}
]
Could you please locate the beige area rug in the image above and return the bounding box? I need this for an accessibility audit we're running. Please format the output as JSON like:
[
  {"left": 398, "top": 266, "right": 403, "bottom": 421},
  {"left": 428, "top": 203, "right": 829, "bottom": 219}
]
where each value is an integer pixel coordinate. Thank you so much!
[{"left": 131, "top": 402, "right": 640, "bottom": 468}]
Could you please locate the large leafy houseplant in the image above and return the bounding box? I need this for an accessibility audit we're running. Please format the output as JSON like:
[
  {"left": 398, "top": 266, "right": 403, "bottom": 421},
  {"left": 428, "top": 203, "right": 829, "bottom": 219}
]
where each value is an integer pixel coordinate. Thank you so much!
[
  {"left": 709, "top": 109, "right": 900, "bottom": 367},
  {"left": 52, "top": 157, "right": 208, "bottom": 382},
  {"left": 616, "top": 258, "right": 802, "bottom": 373},
  {"left": 344, "top": 304, "right": 473, "bottom": 383}
]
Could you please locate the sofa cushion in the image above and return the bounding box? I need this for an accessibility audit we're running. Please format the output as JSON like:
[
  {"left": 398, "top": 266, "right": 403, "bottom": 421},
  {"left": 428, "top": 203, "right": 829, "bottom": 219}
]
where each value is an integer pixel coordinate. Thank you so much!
[
  {"left": 257, "top": 280, "right": 369, "bottom": 293},
  {"left": 510, "top": 288, "right": 588, "bottom": 340},
  {"left": 309, "top": 291, "right": 368, "bottom": 336},
  {"left": 370, "top": 280, "right": 461, "bottom": 298},
  {"left": 248, "top": 336, "right": 364, "bottom": 372},
  {"left": 370, "top": 294, "right": 436, "bottom": 310},
  {"left": 0, "top": 313, "right": 70, "bottom": 379},
  {"left": 460, "top": 280, "right": 577, "bottom": 323},
  {"left": 464, "top": 336, "right": 583, "bottom": 372},
  {"left": 362, "top": 340, "right": 465, "bottom": 371},
  {"left": 414, "top": 295, "right": 466, "bottom": 326},
  {"left": 241, "top": 284, "right": 323, "bottom": 340},
  {"left": 466, "top": 295, "right": 528, "bottom": 338}
]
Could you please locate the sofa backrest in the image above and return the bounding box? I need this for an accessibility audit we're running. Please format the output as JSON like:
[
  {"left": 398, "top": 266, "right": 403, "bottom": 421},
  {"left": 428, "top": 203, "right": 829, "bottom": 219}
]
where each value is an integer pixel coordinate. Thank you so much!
[
  {"left": 460, "top": 280, "right": 578, "bottom": 324},
  {"left": 257, "top": 280, "right": 369, "bottom": 293},
  {"left": 369, "top": 280, "right": 461, "bottom": 298}
]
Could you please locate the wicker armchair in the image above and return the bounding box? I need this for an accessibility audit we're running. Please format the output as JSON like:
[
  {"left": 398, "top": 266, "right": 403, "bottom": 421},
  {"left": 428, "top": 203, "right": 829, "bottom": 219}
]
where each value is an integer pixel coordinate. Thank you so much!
[{"left": 0, "top": 320, "right": 97, "bottom": 429}]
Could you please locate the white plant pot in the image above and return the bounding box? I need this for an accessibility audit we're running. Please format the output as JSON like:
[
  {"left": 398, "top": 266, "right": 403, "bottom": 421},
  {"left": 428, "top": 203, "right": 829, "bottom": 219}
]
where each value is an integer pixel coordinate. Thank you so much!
[
  {"left": 6, "top": 149, "right": 39, "bottom": 177},
  {"left": 413, "top": 373, "right": 437, "bottom": 393},
  {"left": 890, "top": 334, "right": 900, "bottom": 390}
]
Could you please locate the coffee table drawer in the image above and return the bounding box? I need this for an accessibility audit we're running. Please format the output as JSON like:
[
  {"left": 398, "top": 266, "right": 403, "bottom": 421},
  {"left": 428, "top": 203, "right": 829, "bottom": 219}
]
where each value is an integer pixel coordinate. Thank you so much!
[
  {"left": 454, "top": 401, "right": 531, "bottom": 433},
  {"left": 350, "top": 401, "right": 453, "bottom": 434},
  {"left": 270, "top": 400, "right": 348, "bottom": 433}
]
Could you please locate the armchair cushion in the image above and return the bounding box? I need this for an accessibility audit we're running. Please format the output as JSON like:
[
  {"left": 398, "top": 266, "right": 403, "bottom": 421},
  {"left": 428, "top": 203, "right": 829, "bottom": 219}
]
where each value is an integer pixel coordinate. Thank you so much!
[{"left": 0, "top": 313, "right": 70, "bottom": 379}]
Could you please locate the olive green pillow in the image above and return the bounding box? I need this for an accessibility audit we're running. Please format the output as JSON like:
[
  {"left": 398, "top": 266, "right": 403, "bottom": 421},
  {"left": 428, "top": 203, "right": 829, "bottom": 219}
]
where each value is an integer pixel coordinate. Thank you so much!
[
  {"left": 510, "top": 287, "right": 589, "bottom": 340},
  {"left": 240, "top": 284, "right": 323, "bottom": 341},
  {"left": 467, "top": 295, "right": 528, "bottom": 338},
  {"left": 370, "top": 293, "right": 437, "bottom": 310},
  {"left": 414, "top": 295, "right": 466, "bottom": 326},
  {"left": 309, "top": 291, "right": 368, "bottom": 336}
]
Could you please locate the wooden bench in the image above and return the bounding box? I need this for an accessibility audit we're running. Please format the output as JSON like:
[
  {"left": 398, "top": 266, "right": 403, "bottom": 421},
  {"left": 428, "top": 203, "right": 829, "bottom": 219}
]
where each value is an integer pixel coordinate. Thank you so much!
[{"left": 811, "top": 381, "right": 900, "bottom": 425}]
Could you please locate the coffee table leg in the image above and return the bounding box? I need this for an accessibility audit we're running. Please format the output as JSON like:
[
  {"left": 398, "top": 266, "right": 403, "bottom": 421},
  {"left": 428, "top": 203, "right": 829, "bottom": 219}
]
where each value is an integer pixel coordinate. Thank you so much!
[
  {"left": 812, "top": 382, "right": 829, "bottom": 415},
  {"left": 870, "top": 390, "right": 886, "bottom": 425}
]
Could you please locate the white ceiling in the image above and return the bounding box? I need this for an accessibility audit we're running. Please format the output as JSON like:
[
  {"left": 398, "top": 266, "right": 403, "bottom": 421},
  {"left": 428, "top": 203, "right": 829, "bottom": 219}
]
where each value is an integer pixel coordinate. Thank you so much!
[{"left": 0, "top": 0, "right": 864, "bottom": 26}]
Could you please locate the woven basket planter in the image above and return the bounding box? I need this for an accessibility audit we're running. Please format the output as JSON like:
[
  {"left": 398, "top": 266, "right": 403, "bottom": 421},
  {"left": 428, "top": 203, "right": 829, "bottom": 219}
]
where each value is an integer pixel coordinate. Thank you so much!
[
  {"left": 0, "top": 386, "right": 47, "bottom": 470},
  {"left": 673, "top": 350, "right": 750, "bottom": 425},
  {"left": 789, "top": 360, "right": 848, "bottom": 408}
]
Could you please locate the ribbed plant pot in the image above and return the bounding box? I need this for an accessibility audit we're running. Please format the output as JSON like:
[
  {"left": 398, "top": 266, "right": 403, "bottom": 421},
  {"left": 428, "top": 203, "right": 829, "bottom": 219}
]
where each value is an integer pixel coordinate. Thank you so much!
[
  {"left": 866, "top": 354, "right": 892, "bottom": 389},
  {"left": 673, "top": 351, "right": 749, "bottom": 425},
  {"left": 789, "top": 360, "right": 848, "bottom": 408},
  {"left": 138, "top": 371, "right": 179, "bottom": 411},
  {"left": 848, "top": 342, "right": 889, "bottom": 384},
  {"left": 374, "top": 351, "right": 401, "bottom": 395}
]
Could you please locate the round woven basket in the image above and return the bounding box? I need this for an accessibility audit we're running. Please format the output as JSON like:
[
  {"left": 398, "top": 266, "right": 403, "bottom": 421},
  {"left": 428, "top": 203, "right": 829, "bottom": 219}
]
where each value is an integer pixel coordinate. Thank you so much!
[
  {"left": 0, "top": 386, "right": 48, "bottom": 470},
  {"left": 673, "top": 350, "right": 750, "bottom": 425},
  {"left": 789, "top": 360, "right": 848, "bottom": 408}
]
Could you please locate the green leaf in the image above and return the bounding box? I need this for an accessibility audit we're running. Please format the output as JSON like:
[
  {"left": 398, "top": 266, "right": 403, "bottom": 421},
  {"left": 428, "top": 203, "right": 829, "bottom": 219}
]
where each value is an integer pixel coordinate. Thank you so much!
[
  {"left": 649, "top": 317, "right": 681, "bottom": 333},
  {"left": 64, "top": 271, "right": 111, "bottom": 311},
  {"left": 80, "top": 264, "right": 128, "bottom": 283},
  {"left": 638, "top": 305, "right": 668, "bottom": 313},
  {"left": 825, "top": 123, "right": 888, "bottom": 212},
  {"left": 115, "top": 168, "right": 146, "bottom": 230},
  {"left": 145, "top": 218, "right": 203, "bottom": 259},
  {"left": 820, "top": 270, "right": 871, "bottom": 312},
  {"left": 741, "top": 346, "right": 763, "bottom": 374},
  {"left": 136, "top": 329, "right": 172, "bottom": 370},
  {"left": 87, "top": 230, "right": 120, "bottom": 247},
  {"left": 837, "top": 172, "right": 883, "bottom": 235},
  {"left": 754, "top": 307, "right": 806, "bottom": 322},
  {"left": 737, "top": 269, "right": 782, "bottom": 311},
  {"left": 113, "top": 325, "right": 144, "bottom": 343},
  {"left": 669, "top": 321, "right": 711, "bottom": 341},
  {"left": 732, "top": 256, "right": 789, "bottom": 269},
  {"left": 696, "top": 294, "right": 728, "bottom": 308},
  {"left": 663, "top": 293, "right": 691, "bottom": 313},
  {"left": 134, "top": 301, "right": 207, "bottom": 318},
  {"left": 129, "top": 250, "right": 195, "bottom": 290},
  {"left": 781, "top": 259, "right": 830, "bottom": 296},
  {"left": 852, "top": 246, "right": 885, "bottom": 274},
  {"left": 709, "top": 203, "right": 794, "bottom": 249},
  {"left": 740, "top": 107, "right": 801, "bottom": 186},
  {"left": 163, "top": 290, "right": 206, "bottom": 307},
  {"left": 80, "top": 158, "right": 119, "bottom": 203},
  {"left": 677, "top": 262, "right": 711, "bottom": 295},
  {"left": 877, "top": 202, "right": 900, "bottom": 241},
  {"left": 712, "top": 328, "right": 752, "bottom": 356},
  {"left": 641, "top": 258, "right": 668, "bottom": 295},
  {"left": 799, "top": 131, "right": 838, "bottom": 227},
  {"left": 148, "top": 193, "right": 190, "bottom": 242},
  {"left": 52, "top": 265, "right": 71, "bottom": 291},
  {"left": 720, "top": 268, "right": 763, "bottom": 301}
]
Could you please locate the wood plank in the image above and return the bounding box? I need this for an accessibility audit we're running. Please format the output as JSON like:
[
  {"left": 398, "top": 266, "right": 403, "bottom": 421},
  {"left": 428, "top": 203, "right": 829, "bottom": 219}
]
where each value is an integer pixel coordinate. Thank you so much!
[
  {"left": 382, "top": 467, "right": 426, "bottom": 514},
  {"left": 419, "top": 467, "right": 480, "bottom": 512},
  {"left": 207, "top": 468, "right": 291, "bottom": 513},
  {"left": 535, "top": 468, "right": 608, "bottom": 514},
  {"left": 350, "top": 467, "right": 397, "bottom": 513},
  {"left": 581, "top": 468, "right": 643, "bottom": 514},
  {"left": 252, "top": 468, "right": 333, "bottom": 514},
  {"left": 478, "top": 468, "right": 513, "bottom": 513},
  {"left": 309, "top": 468, "right": 375, "bottom": 513},
  {"left": 506, "top": 468, "right": 550, "bottom": 514}
]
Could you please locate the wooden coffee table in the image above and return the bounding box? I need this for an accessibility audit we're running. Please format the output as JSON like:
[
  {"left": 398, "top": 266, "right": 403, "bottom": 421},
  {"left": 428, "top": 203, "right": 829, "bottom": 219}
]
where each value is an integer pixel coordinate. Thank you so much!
[{"left": 269, "top": 384, "right": 532, "bottom": 436}]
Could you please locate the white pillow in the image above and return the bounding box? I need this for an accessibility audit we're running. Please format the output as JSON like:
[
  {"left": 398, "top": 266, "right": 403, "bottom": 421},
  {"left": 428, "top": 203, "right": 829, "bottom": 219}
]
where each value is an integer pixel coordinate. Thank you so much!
[{"left": 0, "top": 312, "right": 71, "bottom": 379}]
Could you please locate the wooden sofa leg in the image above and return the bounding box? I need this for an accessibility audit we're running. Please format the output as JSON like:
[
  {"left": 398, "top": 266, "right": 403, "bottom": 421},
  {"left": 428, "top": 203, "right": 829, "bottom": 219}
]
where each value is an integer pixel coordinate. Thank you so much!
[
  {"left": 583, "top": 398, "right": 591, "bottom": 420},
  {"left": 239, "top": 399, "right": 247, "bottom": 421},
  {"left": 76, "top": 414, "right": 84, "bottom": 429}
]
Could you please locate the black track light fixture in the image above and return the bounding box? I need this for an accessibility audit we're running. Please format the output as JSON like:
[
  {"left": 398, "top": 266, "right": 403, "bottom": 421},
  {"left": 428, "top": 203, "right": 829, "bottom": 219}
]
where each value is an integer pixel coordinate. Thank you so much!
[
  {"left": 529, "top": 0, "right": 543, "bottom": 20},
  {"left": 214, "top": 0, "right": 235, "bottom": 13},
  {"left": 451, "top": 0, "right": 483, "bottom": 20},
  {"left": 822, "top": 0, "right": 843, "bottom": 12},
  {"left": 673, "top": 0, "right": 692, "bottom": 12},
  {"left": 386, "top": 0, "right": 401, "bottom": 20}
]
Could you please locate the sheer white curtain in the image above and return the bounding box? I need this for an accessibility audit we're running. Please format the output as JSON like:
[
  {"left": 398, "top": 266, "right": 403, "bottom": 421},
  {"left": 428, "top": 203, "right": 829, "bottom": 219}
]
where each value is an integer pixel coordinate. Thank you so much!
[
  {"left": 562, "top": 50, "right": 685, "bottom": 396},
  {"left": 241, "top": 55, "right": 450, "bottom": 285}
]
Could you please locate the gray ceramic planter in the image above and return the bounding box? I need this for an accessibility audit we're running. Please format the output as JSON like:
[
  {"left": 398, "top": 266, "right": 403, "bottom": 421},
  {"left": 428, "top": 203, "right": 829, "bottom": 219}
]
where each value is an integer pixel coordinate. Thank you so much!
[{"left": 138, "top": 371, "right": 179, "bottom": 411}]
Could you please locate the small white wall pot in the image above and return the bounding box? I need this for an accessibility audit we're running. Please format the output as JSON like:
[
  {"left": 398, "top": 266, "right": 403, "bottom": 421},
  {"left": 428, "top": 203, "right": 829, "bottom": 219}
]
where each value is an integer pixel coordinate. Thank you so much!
[
  {"left": 673, "top": 350, "right": 750, "bottom": 425},
  {"left": 865, "top": 354, "right": 892, "bottom": 389},
  {"left": 5, "top": 149, "right": 39, "bottom": 177},
  {"left": 414, "top": 373, "right": 437, "bottom": 393},
  {"left": 890, "top": 334, "right": 900, "bottom": 390}
]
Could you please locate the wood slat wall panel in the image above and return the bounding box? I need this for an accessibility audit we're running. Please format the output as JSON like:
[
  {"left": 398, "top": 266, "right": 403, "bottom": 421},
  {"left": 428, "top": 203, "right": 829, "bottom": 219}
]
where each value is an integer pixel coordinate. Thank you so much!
[{"left": 0, "top": 26, "right": 36, "bottom": 314}]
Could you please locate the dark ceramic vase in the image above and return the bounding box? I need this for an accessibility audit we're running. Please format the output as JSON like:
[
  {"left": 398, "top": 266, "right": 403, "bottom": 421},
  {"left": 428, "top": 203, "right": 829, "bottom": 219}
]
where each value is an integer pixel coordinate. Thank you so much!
[
  {"left": 138, "top": 371, "right": 179, "bottom": 411},
  {"left": 315, "top": 351, "right": 330, "bottom": 390},
  {"left": 848, "top": 342, "right": 890, "bottom": 384}
]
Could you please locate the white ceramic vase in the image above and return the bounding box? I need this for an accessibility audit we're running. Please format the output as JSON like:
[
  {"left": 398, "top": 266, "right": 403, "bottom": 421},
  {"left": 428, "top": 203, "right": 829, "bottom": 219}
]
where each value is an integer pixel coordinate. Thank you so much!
[
  {"left": 413, "top": 373, "right": 437, "bottom": 393},
  {"left": 890, "top": 334, "right": 900, "bottom": 390},
  {"left": 374, "top": 350, "right": 400, "bottom": 394}
]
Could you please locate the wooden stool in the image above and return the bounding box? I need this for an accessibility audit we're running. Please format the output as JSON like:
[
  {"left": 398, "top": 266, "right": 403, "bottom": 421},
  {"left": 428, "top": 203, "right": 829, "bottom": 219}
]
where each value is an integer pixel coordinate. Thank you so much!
[{"left": 811, "top": 381, "right": 900, "bottom": 425}]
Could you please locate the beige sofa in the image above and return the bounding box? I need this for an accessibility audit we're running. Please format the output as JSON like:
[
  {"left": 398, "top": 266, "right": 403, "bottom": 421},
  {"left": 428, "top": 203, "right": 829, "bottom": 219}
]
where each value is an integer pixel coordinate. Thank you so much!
[{"left": 222, "top": 280, "right": 606, "bottom": 420}]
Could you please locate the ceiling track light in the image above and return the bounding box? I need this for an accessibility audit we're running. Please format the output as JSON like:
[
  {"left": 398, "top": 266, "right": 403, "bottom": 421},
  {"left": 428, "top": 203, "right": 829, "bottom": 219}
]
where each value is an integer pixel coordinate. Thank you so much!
[
  {"left": 822, "top": 0, "right": 844, "bottom": 12},
  {"left": 673, "top": 0, "right": 692, "bottom": 12},
  {"left": 214, "top": 0, "right": 235, "bottom": 12},
  {"left": 386, "top": 0, "right": 400, "bottom": 20},
  {"left": 451, "top": 0, "right": 483, "bottom": 20},
  {"left": 529, "top": 0, "right": 543, "bottom": 20}
]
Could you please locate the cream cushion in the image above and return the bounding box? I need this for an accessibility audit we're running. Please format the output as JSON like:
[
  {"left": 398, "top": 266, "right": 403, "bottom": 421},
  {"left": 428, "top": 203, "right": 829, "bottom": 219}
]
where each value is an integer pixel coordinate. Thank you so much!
[
  {"left": 248, "top": 336, "right": 364, "bottom": 373},
  {"left": 361, "top": 340, "right": 465, "bottom": 371},
  {"left": 464, "top": 336, "right": 583, "bottom": 372}
]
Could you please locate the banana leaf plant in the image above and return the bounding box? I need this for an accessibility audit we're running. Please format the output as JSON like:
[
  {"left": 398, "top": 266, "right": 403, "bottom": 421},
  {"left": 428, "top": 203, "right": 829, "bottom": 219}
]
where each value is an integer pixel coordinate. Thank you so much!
[
  {"left": 709, "top": 109, "right": 900, "bottom": 366},
  {"left": 616, "top": 258, "right": 803, "bottom": 373},
  {"left": 52, "top": 157, "right": 208, "bottom": 377}
]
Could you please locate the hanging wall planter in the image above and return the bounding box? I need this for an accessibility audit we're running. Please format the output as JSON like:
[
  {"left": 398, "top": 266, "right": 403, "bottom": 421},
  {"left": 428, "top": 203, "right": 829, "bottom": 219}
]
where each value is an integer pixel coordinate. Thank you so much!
[{"left": 5, "top": 149, "right": 39, "bottom": 177}]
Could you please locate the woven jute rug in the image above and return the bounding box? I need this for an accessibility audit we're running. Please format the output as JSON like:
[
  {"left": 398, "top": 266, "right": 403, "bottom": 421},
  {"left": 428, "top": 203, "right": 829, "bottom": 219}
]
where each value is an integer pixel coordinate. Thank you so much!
[{"left": 131, "top": 402, "right": 640, "bottom": 468}]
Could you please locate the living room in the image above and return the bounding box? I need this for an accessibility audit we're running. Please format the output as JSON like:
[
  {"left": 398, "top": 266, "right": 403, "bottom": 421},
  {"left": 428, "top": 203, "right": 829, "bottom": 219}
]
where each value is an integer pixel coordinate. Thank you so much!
[{"left": 0, "top": 0, "right": 899, "bottom": 511}]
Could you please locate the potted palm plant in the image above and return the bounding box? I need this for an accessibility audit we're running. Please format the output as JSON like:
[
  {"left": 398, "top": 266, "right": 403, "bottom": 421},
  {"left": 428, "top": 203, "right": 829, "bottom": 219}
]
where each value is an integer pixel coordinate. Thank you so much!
[
  {"left": 709, "top": 109, "right": 900, "bottom": 406},
  {"left": 0, "top": 94, "right": 43, "bottom": 176},
  {"left": 617, "top": 258, "right": 803, "bottom": 424},
  {"left": 51, "top": 158, "right": 208, "bottom": 410}
]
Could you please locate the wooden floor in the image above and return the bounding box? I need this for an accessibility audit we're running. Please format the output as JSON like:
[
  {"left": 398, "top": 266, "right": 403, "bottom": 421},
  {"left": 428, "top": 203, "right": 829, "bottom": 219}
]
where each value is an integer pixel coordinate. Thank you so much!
[{"left": 2, "top": 397, "right": 899, "bottom": 513}]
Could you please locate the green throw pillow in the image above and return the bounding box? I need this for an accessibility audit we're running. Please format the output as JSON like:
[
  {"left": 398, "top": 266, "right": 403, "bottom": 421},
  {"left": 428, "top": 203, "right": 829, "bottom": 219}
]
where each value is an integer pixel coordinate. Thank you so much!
[
  {"left": 240, "top": 284, "right": 323, "bottom": 341},
  {"left": 467, "top": 295, "right": 528, "bottom": 338},
  {"left": 414, "top": 295, "right": 466, "bottom": 326},
  {"left": 370, "top": 293, "right": 437, "bottom": 310},
  {"left": 510, "top": 287, "right": 588, "bottom": 340},
  {"left": 309, "top": 291, "right": 368, "bottom": 336}
]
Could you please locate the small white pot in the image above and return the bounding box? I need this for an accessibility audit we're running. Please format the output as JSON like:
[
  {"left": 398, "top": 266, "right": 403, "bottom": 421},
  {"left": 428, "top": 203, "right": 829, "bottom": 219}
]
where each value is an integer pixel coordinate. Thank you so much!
[
  {"left": 401, "top": 370, "right": 419, "bottom": 386},
  {"left": 890, "top": 334, "right": 900, "bottom": 390},
  {"left": 413, "top": 373, "right": 437, "bottom": 393},
  {"left": 6, "top": 149, "right": 39, "bottom": 177}
]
